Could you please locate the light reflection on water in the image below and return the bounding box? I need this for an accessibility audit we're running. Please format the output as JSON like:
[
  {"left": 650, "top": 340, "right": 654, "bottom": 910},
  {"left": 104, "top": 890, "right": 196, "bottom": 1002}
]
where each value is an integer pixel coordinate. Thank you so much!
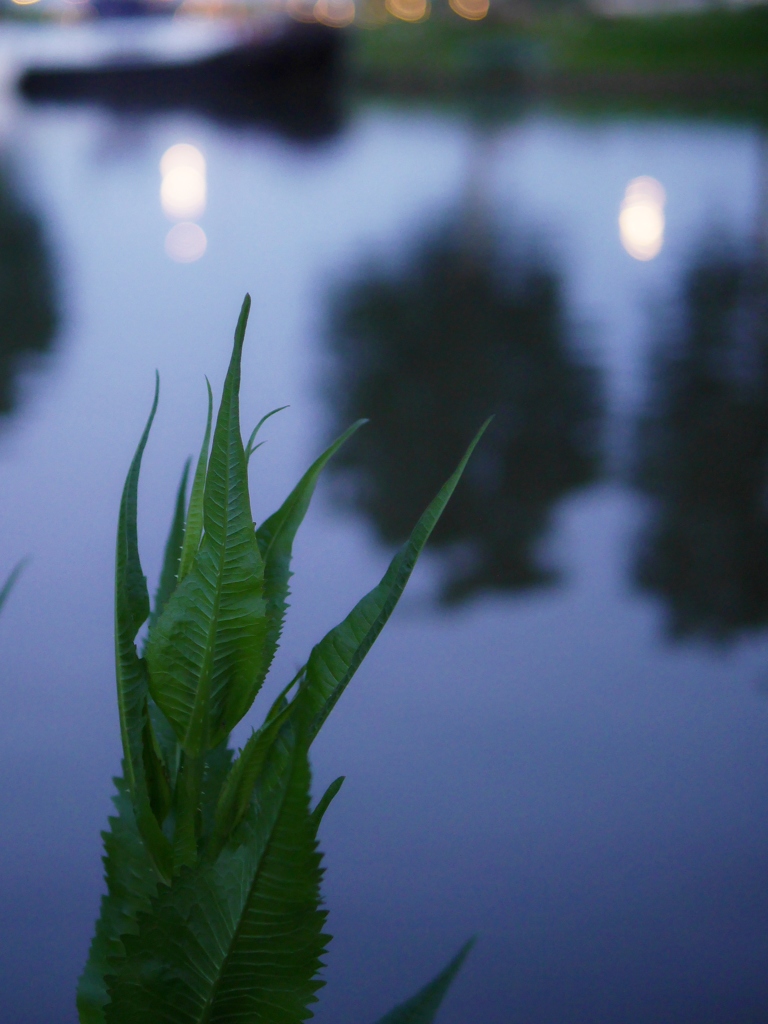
[
  {"left": 619, "top": 175, "right": 666, "bottom": 261},
  {"left": 0, "top": 100, "right": 767, "bottom": 1024}
]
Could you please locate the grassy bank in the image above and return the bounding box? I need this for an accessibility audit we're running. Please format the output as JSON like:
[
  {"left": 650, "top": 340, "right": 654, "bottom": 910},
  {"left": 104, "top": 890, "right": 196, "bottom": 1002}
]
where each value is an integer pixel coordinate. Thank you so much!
[{"left": 349, "top": 4, "right": 768, "bottom": 110}]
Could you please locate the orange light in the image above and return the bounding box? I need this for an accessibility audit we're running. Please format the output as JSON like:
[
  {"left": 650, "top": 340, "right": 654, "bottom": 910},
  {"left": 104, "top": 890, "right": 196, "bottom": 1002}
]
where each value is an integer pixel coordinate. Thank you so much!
[
  {"left": 385, "top": 0, "right": 428, "bottom": 20},
  {"left": 314, "top": 0, "right": 355, "bottom": 25},
  {"left": 449, "top": 0, "right": 488, "bottom": 19}
]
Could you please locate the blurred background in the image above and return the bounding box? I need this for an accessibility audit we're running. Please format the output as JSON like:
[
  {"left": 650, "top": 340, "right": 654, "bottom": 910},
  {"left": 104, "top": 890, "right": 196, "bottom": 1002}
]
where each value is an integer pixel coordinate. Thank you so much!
[{"left": 1, "top": 0, "right": 768, "bottom": 1021}]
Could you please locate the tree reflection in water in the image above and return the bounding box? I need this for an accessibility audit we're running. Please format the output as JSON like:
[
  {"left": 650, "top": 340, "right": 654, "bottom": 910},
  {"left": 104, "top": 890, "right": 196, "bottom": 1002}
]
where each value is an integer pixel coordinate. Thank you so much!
[
  {"left": 325, "top": 219, "right": 603, "bottom": 603},
  {"left": 634, "top": 242, "right": 768, "bottom": 640},
  {"left": 0, "top": 162, "right": 57, "bottom": 419}
]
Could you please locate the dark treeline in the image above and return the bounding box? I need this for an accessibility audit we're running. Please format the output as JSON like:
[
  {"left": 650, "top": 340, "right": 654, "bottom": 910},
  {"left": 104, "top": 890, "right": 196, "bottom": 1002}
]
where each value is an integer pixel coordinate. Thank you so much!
[
  {"left": 0, "top": 163, "right": 57, "bottom": 420},
  {"left": 325, "top": 219, "right": 603, "bottom": 603},
  {"left": 633, "top": 241, "right": 768, "bottom": 640}
]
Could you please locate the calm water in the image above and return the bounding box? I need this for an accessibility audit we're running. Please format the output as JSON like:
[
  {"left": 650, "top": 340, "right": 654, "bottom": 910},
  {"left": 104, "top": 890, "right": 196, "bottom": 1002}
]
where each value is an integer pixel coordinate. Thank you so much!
[{"left": 1, "top": 59, "right": 768, "bottom": 1023}]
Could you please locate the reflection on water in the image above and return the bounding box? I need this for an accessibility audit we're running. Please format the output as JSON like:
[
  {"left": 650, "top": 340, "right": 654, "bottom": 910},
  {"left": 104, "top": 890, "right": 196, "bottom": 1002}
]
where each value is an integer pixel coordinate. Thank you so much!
[
  {"left": 326, "top": 217, "right": 603, "bottom": 602},
  {"left": 1, "top": 97, "right": 767, "bottom": 1024},
  {"left": 160, "top": 142, "right": 207, "bottom": 221},
  {"left": 619, "top": 176, "right": 666, "bottom": 262},
  {"left": 0, "top": 162, "right": 57, "bottom": 420},
  {"left": 165, "top": 220, "right": 208, "bottom": 261},
  {"left": 160, "top": 142, "right": 208, "bottom": 261},
  {"left": 634, "top": 241, "right": 768, "bottom": 640}
]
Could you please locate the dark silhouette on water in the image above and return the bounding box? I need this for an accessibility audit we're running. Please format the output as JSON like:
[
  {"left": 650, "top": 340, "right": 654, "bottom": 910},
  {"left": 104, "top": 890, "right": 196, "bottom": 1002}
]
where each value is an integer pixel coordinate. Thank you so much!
[
  {"left": 325, "top": 218, "right": 603, "bottom": 603},
  {"left": 0, "top": 163, "right": 57, "bottom": 421},
  {"left": 634, "top": 241, "right": 768, "bottom": 640},
  {"left": 20, "top": 23, "right": 345, "bottom": 143}
]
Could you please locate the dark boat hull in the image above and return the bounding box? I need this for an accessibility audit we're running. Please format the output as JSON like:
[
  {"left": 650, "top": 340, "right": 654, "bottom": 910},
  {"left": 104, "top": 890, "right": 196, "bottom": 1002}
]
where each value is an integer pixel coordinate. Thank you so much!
[{"left": 20, "top": 22, "right": 345, "bottom": 142}]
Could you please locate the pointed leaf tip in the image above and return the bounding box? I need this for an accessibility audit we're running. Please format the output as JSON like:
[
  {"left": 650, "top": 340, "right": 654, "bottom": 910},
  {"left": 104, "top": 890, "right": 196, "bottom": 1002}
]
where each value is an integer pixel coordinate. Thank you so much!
[
  {"left": 372, "top": 939, "right": 475, "bottom": 1024},
  {"left": 114, "top": 373, "right": 173, "bottom": 882},
  {"left": 146, "top": 303, "right": 267, "bottom": 755},
  {"left": 245, "top": 405, "right": 290, "bottom": 461},
  {"left": 118, "top": 374, "right": 160, "bottom": 638},
  {"left": 298, "top": 419, "right": 491, "bottom": 741},
  {"left": 234, "top": 294, "right": 251, "bottom": 352},
  {"left": 310, "top": 776, "right": 344, "bottom": 831},
  {"left": 0, "top": 557, "right": 28, "bottom": 614}
]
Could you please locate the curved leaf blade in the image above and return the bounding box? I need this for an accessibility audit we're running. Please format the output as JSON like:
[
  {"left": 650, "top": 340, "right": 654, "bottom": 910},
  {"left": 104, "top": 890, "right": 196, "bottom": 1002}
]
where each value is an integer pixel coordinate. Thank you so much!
[
  {"left": 254, "top": 418, "right": 367, "bottom": 688},
  {"left": 178, "top": 380, "right": 213, "bottom": 584},
  {"left": 310, "top": 776, "right": 344, "bottom": 831},
  {"left": 245, "top": 404, "right": 289, "bottom": 461},
  {"left": 298, "top": 420, "right": 491, "bottom": 740},
  {"left": 150, "top": 458, "right": 190, "bottom": 631},
  {"left": 117, "top": 376, "right": 157, "bottom": 640},
  {"left": 0, "top": 557, "right": 26, "bottom": 614},
  {"left": 114, "top": 376, "right": 173, "bottom": 881},
  {"left": 372, "top": 941, "right": 474, "bottom": 1024}
]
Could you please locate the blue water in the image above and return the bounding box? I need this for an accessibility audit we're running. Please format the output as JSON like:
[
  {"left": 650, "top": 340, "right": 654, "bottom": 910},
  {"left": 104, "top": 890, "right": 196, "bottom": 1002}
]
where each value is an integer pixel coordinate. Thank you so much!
[{"left": 1, "top": 77, "right": 767, "bottom": 1023}]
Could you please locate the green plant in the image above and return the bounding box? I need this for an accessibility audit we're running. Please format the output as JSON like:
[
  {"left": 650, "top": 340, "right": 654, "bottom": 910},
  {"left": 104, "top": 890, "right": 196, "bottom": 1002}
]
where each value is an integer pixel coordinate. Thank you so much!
[
  {"left": 0, "top": 559, "right": 24, "bottom": 613},
  {"left": 78, "top": 296, "right": 487, "bottom": 1024}
]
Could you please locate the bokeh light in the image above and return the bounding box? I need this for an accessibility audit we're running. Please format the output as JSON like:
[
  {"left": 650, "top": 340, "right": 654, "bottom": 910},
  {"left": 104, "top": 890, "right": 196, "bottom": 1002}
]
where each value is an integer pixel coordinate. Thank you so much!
[
  {"left": 286, "top": 0, "right": 318, "bottom": 21},
  {"left": 160, "top": 144, "right": 206, "bottom": 220},
  {"left": 160, "top": 143, "right": 205, "bottom": 177},
  {"left": 449, "top": 0, "right": 488, "bottom": 19},
  {"left": 165, "top": 222, "right": 207, "bottom": 263},
  {"left": 385, "top": 0, "right": 429, "bottom": 21},
  {"left": 619, "top": 175, "right": 666, "bottom": 261},
  {"left": 314, "top": 0, "right": 355, "bottom": 25}
]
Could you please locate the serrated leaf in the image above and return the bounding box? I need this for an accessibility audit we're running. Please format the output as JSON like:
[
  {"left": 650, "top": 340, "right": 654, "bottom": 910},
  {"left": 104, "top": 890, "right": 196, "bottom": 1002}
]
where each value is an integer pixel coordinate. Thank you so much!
[
  {"left": 150, "top": 458, "right": 190, "bottom": 631},
  {"left": 114, "top": 376, "right": 173, "bottom": 881},
  {"left": 297, "top": 420, "right": 491, "bottom": 740},
  {"left": 104, "top": 724, "right": 328, "bottom": 1024},
  {"left": 172, "top": 750, "right": 206, "bottom": 870},
  {"left": 372, "top": 940, "right": 474, "bottom": 1024},
  {"left": 178, "top": 381, "right": 213, "bottom": 584},
  {"left": 199, "top": 742, "right": 235, "bottom": 842},
  {"left": 77, "top": 777, "right": 161, "bottom": 1024},
  {"left": 254, "top": 418, "right": 367, "bottom": 693},
  {"left": 145, "top": 297, "right": 268, "bottom": 756}
]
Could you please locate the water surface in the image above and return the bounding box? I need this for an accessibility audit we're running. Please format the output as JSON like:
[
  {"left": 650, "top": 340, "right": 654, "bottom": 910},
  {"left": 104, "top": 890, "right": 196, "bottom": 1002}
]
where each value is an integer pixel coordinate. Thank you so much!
[{"left": 0, "top": 84, "right": 767, "bottom": 1023}]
